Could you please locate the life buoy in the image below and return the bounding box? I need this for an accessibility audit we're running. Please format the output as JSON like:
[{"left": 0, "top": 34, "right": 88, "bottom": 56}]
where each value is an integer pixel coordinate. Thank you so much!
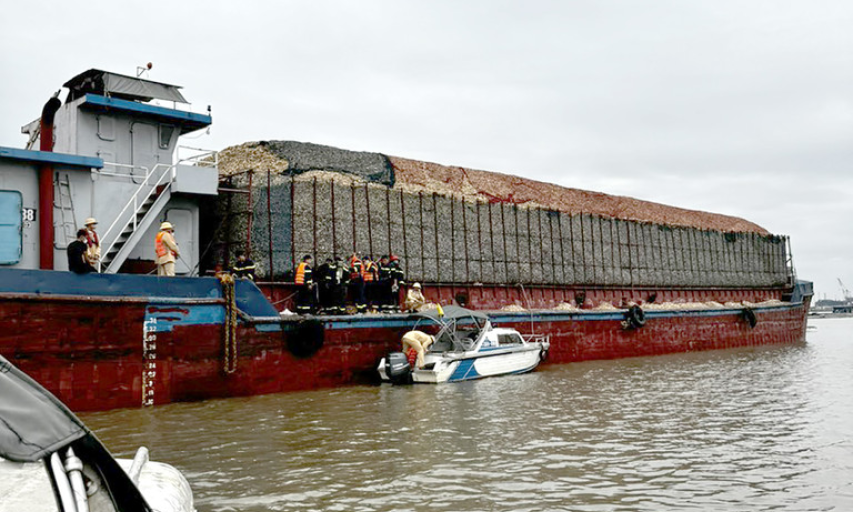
[
  {"left": 287, "top": 318, "right": 325, "bottom": 358},
  {"left": 742, "top": 308, "right": 757, "bottom": 328},
  {"left": 626, "top": 305, "right": 646, "bottom": 329},
  {"left": 406, "top": 348, "right": 418, "bottom": 367}
]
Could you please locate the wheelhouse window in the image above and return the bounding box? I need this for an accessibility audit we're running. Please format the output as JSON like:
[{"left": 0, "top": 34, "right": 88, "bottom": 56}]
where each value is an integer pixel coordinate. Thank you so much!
[
  {"left": 0, "top": 191, "right": 23, "bottom": 264},
  {"left": 159, "top": 124, "right": 175, "bottom": 149}
]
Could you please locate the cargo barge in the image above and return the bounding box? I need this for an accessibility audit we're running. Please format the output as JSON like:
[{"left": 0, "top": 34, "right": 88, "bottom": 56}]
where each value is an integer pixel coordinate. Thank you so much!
[{"left": 0, "top": 69, "right": 812, "bottom": 411}]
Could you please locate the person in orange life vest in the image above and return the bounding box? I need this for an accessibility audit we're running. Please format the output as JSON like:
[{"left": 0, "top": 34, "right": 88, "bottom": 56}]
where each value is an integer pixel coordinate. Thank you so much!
[
  {"left": 362, "top": 255, "right": 379, "bottom": 311},
  {"left": 348, "top": 252, "right": 366, "bottom": 313},
  {"left": 294, "top": 255, "right": 315, "bottom": 314},
  {"left": 84, "top": 217, "right": 101, "bottom": 271},
  {"left": 155, "top": 222, "right": 180, "bottom": 276}
]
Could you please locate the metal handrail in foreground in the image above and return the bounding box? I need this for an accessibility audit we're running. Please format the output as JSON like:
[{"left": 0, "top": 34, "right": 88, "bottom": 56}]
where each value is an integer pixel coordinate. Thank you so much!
[{"left": 177, "top": 145, "right": 219, "bottom": 168}]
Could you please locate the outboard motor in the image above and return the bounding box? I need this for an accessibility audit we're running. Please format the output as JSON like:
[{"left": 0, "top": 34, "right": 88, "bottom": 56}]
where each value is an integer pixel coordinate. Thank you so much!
[{"left": 384, "top": 352, "right": 413, "bottom": 385}]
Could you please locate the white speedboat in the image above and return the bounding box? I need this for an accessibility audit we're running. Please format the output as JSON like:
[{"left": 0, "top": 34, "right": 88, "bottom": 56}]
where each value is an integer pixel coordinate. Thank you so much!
[
  {"left": 0, "top": 356, "right": 195, "bottom": 512},
  {"left": 378, "top": 306, "right": 550, "bottom": 384}
]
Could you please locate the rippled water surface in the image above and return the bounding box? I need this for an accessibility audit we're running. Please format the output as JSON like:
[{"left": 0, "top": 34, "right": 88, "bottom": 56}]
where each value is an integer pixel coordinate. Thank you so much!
[{"left": 83, "top": 317, "right": 853, "bottom": 511}]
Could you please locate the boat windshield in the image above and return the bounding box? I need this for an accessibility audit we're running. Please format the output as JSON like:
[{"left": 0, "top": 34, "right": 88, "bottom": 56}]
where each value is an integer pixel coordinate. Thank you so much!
[
  {"left": 409, "top": 306, "right": 489, "bottom": 353},
  {"left": 429, "top": 315, "right": 485, "bottom": 353}
]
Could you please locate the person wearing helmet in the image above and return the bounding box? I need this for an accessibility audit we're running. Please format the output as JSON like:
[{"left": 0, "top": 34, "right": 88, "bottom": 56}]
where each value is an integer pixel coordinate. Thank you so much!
[
  {"left": 231, "top": 250, "right": 257, "bottom": 280},
  {"left": 388, "top": 254, "right": 405, "bottom": 312},
  {"left": 155, "top": 221, "right": 180, "bottom": 276},
  {"left": 404, "top": 282, "right": 426, "bottom": 312},
  {"left": 294, "top": 254, "right": 315, "bottom": 314}
]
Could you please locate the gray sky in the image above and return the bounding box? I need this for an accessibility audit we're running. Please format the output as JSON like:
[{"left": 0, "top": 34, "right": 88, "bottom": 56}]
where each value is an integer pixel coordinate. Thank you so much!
[{"left": 2, "top": 1, "right": 851, "bottom": 300}]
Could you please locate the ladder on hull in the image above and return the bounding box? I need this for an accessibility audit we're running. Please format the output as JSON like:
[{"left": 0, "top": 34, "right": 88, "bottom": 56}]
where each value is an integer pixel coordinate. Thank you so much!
[{"left": 53, "top": 173, "right": 77, "bottom": 249}]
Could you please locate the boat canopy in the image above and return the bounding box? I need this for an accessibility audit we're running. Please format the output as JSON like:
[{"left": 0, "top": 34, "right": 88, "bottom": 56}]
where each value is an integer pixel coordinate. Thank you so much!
[
  {"left": 0, "top": 356, "right": 88, "bottom": 462},
  {"left": 64, "top": 69, "right": 188, "bottom": 103},
  {"left": 416, "top": 305, "right": 489, "bottom": 323}
]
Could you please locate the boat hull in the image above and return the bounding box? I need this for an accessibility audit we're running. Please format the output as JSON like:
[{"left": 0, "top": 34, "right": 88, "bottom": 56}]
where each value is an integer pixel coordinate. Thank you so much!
[
  {"left": 0, "top": 269, "right": 812, "bottom": 411},
  {"left": 419, "top": 345, "right": 546, "bottom": 383}
]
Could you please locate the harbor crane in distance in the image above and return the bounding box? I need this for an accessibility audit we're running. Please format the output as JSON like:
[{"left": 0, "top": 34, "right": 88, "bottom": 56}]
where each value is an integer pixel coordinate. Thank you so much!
[{"left": 837, "top": 278, "right": 852, "bottom": 303}]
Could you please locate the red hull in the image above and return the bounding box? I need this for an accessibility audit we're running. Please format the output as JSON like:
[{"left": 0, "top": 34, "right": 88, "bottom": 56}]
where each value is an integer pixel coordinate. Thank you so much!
[{"left": 0, "top": 288, "right": 810, "bottom": 412}]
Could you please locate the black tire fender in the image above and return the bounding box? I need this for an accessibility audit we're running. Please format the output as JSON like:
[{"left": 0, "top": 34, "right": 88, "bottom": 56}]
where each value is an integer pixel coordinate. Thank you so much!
[
  {"left": 626, "top": 305, "right": 646, "bottom": 329},
  {"left": 287, "top": 318, "right": 325, "bottom": 358}
]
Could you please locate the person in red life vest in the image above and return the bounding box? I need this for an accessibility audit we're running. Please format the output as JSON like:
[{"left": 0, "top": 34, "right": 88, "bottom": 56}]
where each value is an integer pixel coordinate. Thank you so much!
[
  {"left": 83, "top": 217, "right": 101, "bottom": 271},
  {"left": 362, "top": 255, "right": 379, "bottom": 312},
  {"left": 401, "top": 330, "right": 434, "bottom": 369},
  {"left": 348, "top": 252, "right": 366, "bottom": 313},
  {"left": 154, "top": 222, "right": 180, "bottom": 276},
  {"left": 294, "top": 255, "right": 315, "bottom": 314}
]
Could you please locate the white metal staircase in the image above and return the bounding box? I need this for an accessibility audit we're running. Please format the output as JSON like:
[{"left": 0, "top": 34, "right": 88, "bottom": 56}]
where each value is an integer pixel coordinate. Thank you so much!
[
  {"left": 97, "top": 148, "right": 219, "bottom": 274},
  {"left": 99, "top": 164, "right": 176, "bottom": 273}
]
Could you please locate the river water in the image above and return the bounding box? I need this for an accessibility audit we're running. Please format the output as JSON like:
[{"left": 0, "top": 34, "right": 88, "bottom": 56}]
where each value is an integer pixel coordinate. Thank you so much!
[{"left": 82, "top": 317, "right": 853, "bottom": 512}]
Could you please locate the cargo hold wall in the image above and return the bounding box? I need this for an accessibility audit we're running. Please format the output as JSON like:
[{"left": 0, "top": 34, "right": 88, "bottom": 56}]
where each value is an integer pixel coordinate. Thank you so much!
[{"left": 211, "top": 173, "right": 791, "bottom": 289}]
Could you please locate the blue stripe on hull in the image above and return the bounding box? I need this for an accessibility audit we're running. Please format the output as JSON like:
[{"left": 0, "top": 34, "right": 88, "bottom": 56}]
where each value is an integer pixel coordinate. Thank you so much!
[
  {"left": 446, "top": 358, "right": 540, "bottom": 383},
  {"left": 448, "top": 359, "right": 480, "bottom": 382}
]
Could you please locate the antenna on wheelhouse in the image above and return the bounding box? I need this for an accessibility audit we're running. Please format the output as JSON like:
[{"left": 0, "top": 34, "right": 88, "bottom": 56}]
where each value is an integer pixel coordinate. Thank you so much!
[{"left": 136, "top": 62, "right": 153, "bottom": 78}]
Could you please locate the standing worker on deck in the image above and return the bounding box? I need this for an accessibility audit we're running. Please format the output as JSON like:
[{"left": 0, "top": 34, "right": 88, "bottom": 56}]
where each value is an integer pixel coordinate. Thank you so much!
[
  {"left": 328, "top": 256, "right": 349, "bottom": 314},
  {"left": 316, "top": 257, "right": 333, "bottom": 313},
  {"left": 294, "top": 255, "right": 315, "bottom": 314},
  {"left": 348, "top": 252, "right": 366, "bottom": 313},
  {"left": 378, "top": 255, "right": 393, "bottom": 312},
  {"left": 155, "top": 222, "right": 180, "bottom": 277},
  {"left": 389, "top": 254, "right": 405, "bottom": 312},
  {"left": 84, "top": 218, "right": 100, "bottom": 271},
  {"left": 362, "top": 255, "right": 379, "bottom": 312}
]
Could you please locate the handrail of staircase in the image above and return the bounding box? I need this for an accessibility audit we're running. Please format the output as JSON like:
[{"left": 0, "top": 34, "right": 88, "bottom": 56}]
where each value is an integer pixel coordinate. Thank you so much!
[{"left": 98, "top": 162, "right": 177, "bottom": 272}]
